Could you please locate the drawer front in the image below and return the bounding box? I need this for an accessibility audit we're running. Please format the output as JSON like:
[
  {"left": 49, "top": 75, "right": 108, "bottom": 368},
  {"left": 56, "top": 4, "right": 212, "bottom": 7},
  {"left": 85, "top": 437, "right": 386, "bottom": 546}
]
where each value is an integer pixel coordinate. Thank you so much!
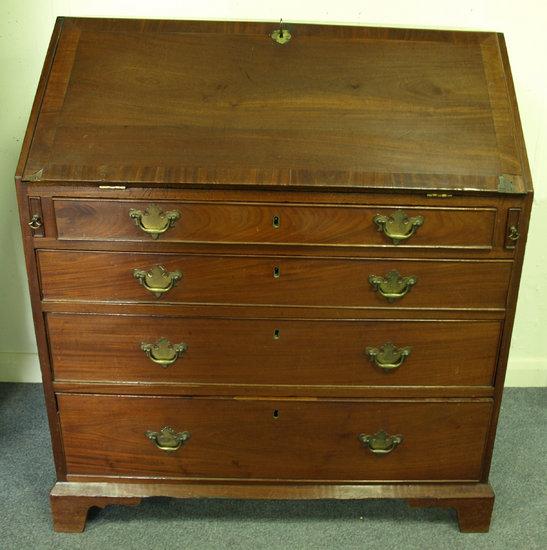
[
  {"left": 58, "top": 394, "right": 492, "bottom": 481},
  {"left": 48, "top": 314, "right": 500, "bottom": 386},
  {"left": 53, "top": 199, "right": 496, "bottom": 249},
  {"left": 38, "top": 251, "right": 511, "bottom": 310}
]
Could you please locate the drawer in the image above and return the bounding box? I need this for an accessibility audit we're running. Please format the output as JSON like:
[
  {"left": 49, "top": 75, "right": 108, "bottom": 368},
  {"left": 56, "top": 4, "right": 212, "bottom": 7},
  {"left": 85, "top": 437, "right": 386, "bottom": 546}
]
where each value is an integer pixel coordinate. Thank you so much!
[
  {"left": 47, "top": 314, "right": 501, "bottom": 387},
  {"left": 38, "top": 251, "right": 511, "bottom": 310},
  {"left": 53, "top": 199, "right": 497, "bottom": 250},
  {"left": 58, "top": 394, "right": 492, "bottom": 481}
]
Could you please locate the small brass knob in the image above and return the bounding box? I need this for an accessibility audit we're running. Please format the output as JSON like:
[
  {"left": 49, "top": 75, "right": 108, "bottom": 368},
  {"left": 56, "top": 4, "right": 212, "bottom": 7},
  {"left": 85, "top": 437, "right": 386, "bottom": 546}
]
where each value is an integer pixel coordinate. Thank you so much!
[
  {"left": 28, "top": 214, "right": 43, "bottom": 230},
  {"left": 508, "top": 225, "right": 520, "bottom": 241}
]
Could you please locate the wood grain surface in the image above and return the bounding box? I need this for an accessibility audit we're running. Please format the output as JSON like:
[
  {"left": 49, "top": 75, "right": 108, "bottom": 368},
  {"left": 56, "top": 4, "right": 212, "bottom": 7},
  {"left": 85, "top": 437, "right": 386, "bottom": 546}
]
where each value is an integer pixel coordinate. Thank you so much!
[
  {"left": 47, "top": 314, "right": 501, "bottom": 387},
  {"left": 58, "top": 394, "right": 492, "bottom": 481},
  {"left": 37, "top": 250, "right": 512, "bottom": 310},
  {"left": 53, "top": 199, "right": 497, "bottom": 249},
  {"left": 21, "top": 18, "right": 523, "bottom": 192}
]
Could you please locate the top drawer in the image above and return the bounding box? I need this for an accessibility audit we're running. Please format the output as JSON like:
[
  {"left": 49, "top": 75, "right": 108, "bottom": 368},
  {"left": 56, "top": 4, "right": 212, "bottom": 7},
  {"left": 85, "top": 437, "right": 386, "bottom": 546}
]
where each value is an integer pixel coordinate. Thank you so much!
[{"left": 53, "top": 199, "right": 496, "bottom": 250}]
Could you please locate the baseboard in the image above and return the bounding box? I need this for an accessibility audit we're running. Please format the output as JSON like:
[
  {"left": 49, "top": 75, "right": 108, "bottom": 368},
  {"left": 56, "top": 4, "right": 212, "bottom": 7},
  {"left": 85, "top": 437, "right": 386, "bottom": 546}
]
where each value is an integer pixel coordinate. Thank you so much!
[
  {"left": 0, "top": 352, "right": 42, "bottom": 383},
  {"left": 0, "top": 352, "right": 545, "bottom": 386},
  {"left": 503, "top": 359, "right": 547, "bottom": 387}
]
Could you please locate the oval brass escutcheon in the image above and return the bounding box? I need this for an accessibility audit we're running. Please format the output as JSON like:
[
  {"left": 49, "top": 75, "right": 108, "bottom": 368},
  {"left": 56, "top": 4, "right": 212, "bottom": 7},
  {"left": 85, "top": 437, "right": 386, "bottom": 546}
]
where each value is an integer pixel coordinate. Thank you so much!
[
  {"left": 133, "top": 265, "right": 182, "bottom": 298},
  {"left": 373, "top": 209, "right": 424, "bottom": 245},
  {"left": 129, "top": 204, "right": 181, "bottom": 239},
  {"left": 358, "top": 430, "right": 403, "bottom": 455},
  {"left": 365, "top": 343, "right": 411, "bottom": 372},
  {"left": 141, "top": 337, "right": 187, "bottom": 367},
  {"left": 145, "top": 427, "right": 190, "bottom": 452},
  {"left": 368, "top": 270, "right": 417, "bottom": 302}
]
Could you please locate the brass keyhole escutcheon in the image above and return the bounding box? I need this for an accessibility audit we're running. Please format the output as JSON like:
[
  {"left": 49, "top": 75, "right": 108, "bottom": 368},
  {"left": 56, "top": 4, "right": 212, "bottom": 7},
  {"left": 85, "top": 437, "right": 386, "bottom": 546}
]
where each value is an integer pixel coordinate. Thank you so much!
[
  {"left": 272, "top": 215, "right": 281, "bottom": 228},
  {"left": 271, "top": 19, "right": 291, "bottom": 44},
  {"left": 273, "top": 266, "right": 281, "bottom": 278},
  {"left": 273, "top": 409, "right": 280, "bottom": 419},
  {"left": 273, "top": 328, "right": 281, "bottom": 339}
]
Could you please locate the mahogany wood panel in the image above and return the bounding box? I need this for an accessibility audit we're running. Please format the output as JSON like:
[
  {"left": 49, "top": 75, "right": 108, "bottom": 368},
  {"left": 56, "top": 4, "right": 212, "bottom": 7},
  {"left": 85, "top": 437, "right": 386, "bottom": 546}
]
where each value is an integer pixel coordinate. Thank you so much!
[
  {"left": 37, "top": 251, "right": 512, "bottom": 310},
  {"left": 58, "top": 394, "right": 492, "bottom": 481},
  {"left": 53, "top": 199, "right": 497, "bottom": 250},
  {"left": 47, "top": 314, "right": 501, "bottom": 387},
  {"left": 50, "top": 480, "right": 494, "bottom": 533},
  {"left": 22, "top": 18, "right": 522, "bottom": 192},
  {"left": 50, "top": 491, "right": 141, "bottom": 533}
]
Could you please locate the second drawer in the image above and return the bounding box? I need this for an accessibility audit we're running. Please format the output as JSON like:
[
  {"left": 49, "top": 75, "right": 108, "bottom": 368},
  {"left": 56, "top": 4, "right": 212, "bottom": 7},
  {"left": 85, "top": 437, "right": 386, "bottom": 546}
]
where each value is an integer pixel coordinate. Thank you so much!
[
  {"left": 47, "top": 314, "right": 501, "bottom": 387},
  {"left": 38, "top": 251, "right": 512, "bottom": 310}
]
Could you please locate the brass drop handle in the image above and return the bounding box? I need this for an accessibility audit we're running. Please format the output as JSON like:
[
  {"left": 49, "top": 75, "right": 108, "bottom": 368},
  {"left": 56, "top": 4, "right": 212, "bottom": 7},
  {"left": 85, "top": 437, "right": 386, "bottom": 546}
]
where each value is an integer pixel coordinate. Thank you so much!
[
  {"left": 366, "top": 343, "right": 411, "bottom": 371},
  {"left": 368, "top": 270, "right": 417, "bottom": 302},
  {"left": 28, "top": 214, "right": 43, "bottom": 230},
  {"left": 146, "top": 427, "right": 190, "bottom": 452},
  {"left": 359, "top": 430, "right": 403, "bottom": 455},
  {"left": 133, "top": 265, "right": 182, "bottom": 298},
  {"left": 129, "top": 204, "right": 181, "bottom": 239},
  {"left": 508, "top": 225, "right": 520, "bottom": 241},
  {"left": 373, "top": 209, "right": 424, "bottom": 245},
  {"left": 141, "top": 338, "right": 187, "bottom": 367}
]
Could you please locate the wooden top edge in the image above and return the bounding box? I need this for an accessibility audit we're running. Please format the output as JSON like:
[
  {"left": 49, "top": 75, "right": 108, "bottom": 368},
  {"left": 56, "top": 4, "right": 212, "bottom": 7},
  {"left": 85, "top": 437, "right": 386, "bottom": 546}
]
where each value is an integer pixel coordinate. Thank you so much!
[
  {"left": 60, "top": 16, "right": 497, "bottom": 42},
  {"left": 18, "top": 177, "right": 529, "bottom": 196}
]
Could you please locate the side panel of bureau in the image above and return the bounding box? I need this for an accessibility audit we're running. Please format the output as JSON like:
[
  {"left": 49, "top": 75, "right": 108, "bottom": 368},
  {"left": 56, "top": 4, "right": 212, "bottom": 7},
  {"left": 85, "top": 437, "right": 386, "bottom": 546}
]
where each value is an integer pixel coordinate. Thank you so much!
[{"left": 58, "top": 394, "right": 493, "bottom": 482}]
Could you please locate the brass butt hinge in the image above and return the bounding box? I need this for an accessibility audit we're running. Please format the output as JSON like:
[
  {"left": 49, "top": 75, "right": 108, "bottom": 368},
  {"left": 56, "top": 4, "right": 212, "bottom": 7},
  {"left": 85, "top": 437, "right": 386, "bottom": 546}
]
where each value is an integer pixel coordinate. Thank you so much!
[
  {"left": 498, "top": 174, "right": 516, "bottom": 193},
  {"left": 426, "top": 193, "right": 453, "bottom": 198},
  {"left": 99, "top": 185, "right": 126, "bottom": 190}
]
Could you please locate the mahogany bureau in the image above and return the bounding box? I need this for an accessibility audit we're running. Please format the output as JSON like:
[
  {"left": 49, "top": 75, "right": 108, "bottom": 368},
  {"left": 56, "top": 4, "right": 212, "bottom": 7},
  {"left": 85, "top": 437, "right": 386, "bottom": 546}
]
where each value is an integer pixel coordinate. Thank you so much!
[{"left": 16, "top": 17, "right": 533, "bottom": 533}]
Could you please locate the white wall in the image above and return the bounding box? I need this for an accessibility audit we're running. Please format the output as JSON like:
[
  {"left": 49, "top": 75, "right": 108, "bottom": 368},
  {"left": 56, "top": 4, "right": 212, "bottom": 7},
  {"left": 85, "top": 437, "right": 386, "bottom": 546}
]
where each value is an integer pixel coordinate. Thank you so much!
[{"left": 0, "top": 0, "right": 545, "bottom": 385}]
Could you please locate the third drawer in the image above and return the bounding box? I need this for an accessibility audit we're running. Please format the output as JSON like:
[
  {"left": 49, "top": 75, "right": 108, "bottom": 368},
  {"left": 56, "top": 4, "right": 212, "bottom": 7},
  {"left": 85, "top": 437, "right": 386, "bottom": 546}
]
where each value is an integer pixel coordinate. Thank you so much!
[{"left": 47, "top": 314, "right": 501, "bottom": 387}]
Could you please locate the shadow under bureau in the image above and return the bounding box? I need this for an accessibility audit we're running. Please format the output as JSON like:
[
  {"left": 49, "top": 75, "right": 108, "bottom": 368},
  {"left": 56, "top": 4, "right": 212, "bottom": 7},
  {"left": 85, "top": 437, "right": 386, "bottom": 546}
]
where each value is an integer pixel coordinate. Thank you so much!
[{"left": 16, "top": 17, "right": 533, "bottom": 533}]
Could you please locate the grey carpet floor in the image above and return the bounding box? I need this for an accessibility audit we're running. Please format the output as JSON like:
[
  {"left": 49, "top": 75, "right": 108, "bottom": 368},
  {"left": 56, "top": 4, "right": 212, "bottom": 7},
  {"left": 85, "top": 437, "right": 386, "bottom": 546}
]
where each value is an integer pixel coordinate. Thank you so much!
[{"left": 0, "top": 384, "right": 545, "bottom": 549}]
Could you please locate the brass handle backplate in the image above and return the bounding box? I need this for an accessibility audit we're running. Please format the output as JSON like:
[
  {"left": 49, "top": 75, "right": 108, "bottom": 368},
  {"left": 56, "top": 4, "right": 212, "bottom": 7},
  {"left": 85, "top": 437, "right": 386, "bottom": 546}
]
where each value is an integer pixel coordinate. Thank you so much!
[
  {"left": 368, "top": 270, "right": 417, "bottom": 302},
  {"left": 141, "top": 337, "right": 187, "bottom": 367},
  {"left": 359, "top": 430, "right": 403, "bottom": 455},
  {"left": 129, "top": 204, "right": 181, "bottom": 239},
  {"left": 133, "top": 265, "right": 182, "bottom": 298},
  {"left": 146, "top": 427, "right": 190, "bottom": 452},
  {"left": 366, "top": 343, "right": 411, "bottom": 371},
  {"left": 373, "top": 209, "right": 424, "bottom": 245}
]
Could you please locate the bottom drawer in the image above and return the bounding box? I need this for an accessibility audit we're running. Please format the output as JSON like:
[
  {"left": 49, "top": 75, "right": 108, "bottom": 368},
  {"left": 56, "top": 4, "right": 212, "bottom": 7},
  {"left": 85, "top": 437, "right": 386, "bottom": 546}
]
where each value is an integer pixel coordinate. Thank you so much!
[{"left": 58, "top": 395, "right": 492, "bottom": 482}]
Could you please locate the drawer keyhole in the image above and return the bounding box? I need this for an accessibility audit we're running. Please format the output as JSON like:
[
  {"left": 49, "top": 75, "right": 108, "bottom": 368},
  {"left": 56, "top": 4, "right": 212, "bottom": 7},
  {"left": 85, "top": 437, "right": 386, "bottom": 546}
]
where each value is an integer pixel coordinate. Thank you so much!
[
  {"left": 272, "top": 215, "right": 280, "bottom": 228},
  {"left": 273, "top": 328, "right": 281, "bottom": 339},
  {"left": 273, "top": 266, "right": 281, "bottom": 278},
  {"left": 273, "top": 409, "right": 280, "bottom": 419}
]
